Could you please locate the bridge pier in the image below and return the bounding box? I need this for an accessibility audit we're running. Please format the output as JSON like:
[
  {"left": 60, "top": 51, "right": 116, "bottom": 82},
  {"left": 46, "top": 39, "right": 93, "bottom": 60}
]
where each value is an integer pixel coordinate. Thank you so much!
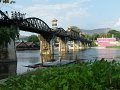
[
  {"left": 73, "top": 40, "right": 79, "bottom": 51},
  {"left": 0, "top": 40, "right": 17, "bottom": 62},
  {"left": 86, "top": 43, "right": 89, "bottom": 48},
  {"left": 59, "top": 37, "right": 68, "bottom": 53},
  {"left": 38, "top": 34, "right": 53, "bottom": 61},
  {"left": 80, "top": 42, "right": 86, "bottom": 49},
  {"left": 0, "top": 61, "right": 17, "bottom": 79}
]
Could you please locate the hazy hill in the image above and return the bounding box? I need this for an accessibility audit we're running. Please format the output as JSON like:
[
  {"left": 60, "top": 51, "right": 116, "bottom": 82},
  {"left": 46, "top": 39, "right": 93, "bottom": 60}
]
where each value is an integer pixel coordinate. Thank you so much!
[{"left": 81, "top": 28, "right": 112, "bottom": 35}]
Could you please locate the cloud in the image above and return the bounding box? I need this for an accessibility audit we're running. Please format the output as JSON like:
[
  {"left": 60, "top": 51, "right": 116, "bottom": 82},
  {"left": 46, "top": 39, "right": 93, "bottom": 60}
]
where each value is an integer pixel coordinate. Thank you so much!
[
  {"left": 114, "top": 18, "right": 120, "bottom": 26},
  {"left": 7, "top": 0, "right": 91, "bottom": 35},
  {"left": 2, "top": 0, "right": 91, "bottom": 28}
]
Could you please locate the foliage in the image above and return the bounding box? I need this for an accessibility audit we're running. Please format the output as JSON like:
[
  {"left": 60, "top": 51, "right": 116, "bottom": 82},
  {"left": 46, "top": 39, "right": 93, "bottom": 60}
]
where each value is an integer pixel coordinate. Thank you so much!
[
  {"left": 0, "top": 26, "right": 19, "bottom": 47},
  {"left": 106, "top": 46, "right": 120, "bottom": 48},
  {"left": 90, "top": 33, "right": 99, "bottom": 40},
  {"left": 68, "top": 26, "right": 81, "bottom": 33},
  {"left": 0, "top": 60, "right": 120, "bottom": 90},
  {"left": 107, "top": 30, "right": 120, "bottom": 40},
  {"left": 91, "top": 41, "right": 98, "bottom": 46},
  {"left": 83, "top": 29, "right": 120, "bottom": 40},
  {"left": 84, "top": 33, "right": 99, "bottom": 40},
  {"left": 86, "top": 29, "right": 120, "bottom": 41},
  {"left": 54, "top": 37, "right": 58, "bottom": 43},
  {"left": 27, "top": 35, "right": 39, "bottom": 42},
  {"left": 99, "top": 33, "right": 107, "bottom": 38}
]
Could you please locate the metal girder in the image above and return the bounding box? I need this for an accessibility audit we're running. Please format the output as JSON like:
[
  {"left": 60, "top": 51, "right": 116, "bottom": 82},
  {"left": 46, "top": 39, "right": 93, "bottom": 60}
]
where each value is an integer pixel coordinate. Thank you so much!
[
  {"left": 0, "top": 10, "right": 92, "bottom": 43},
  {"left": 0, "top": 10, "right": 11, "bottom": 26},
  {"left": 67, "top": 30, "right": 80, "bottom": 40},
  {"left": 52, "top": 27, "right": 68, "bottom": 37},
  {"left": 0, "top": 10, "right": 10, "bottom": 20},
  {"left": 18, "top": 17, "right": 52, "bottom": 34}
]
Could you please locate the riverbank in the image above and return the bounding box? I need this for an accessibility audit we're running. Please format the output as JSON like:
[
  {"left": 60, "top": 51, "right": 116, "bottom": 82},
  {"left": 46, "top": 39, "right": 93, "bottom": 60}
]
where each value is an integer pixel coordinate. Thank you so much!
[
  {"left": 106, "top": 46, "right": 120, "bottom": 48},
  {"left": 0, "top": 60, "right": 120, "bottom": 90}
]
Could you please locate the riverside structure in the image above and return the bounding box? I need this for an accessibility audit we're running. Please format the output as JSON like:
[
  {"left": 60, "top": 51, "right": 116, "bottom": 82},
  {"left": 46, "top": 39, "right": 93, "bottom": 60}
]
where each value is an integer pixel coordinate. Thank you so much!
[{"left": 0, "top": 10, "right": 92, "bottom": 62}]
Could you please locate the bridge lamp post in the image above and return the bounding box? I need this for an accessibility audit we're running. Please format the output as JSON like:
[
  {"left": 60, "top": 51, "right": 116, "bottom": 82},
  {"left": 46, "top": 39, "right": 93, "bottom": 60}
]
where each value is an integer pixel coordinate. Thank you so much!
[
  {"left": 52, "top": 18, "right": 58, "bottom": 30},
  {"left": 51, "top": 18, "right": 58, "bottom": 59}
]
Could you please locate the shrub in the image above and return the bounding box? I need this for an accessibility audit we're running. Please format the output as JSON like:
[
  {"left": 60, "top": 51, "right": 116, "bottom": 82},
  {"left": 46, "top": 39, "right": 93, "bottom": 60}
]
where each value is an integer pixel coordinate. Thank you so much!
[{"left": 0, "top": 60, "right": 120, "bottom": 90}]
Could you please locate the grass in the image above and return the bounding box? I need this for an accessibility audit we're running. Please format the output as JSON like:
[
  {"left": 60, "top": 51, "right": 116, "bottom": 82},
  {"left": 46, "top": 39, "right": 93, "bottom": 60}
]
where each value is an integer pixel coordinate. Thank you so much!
[
  {"left": 0, "top": 59, "right": 120, "bottom": 90},
  {"left": 106, "top": 46, "right": 120, "bottom": 48}
]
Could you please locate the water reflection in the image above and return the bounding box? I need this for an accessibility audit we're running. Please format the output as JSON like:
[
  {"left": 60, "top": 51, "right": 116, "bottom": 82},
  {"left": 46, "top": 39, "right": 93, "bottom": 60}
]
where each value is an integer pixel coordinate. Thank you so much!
[
  {"left": 16, "top": 50, "right": 40, "bottom": 74},
  {"left": 0, "top": 62, "right": 17, "bottom": 79},
  {"left": 97, "top": 48, "right": 117, "bottom": 61}
]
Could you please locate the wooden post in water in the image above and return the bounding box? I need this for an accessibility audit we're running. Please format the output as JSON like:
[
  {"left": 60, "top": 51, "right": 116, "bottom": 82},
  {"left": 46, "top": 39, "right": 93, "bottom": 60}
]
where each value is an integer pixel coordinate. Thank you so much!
[
  {"left": 60, "top": 56, "right": 62, "bottom": 66},
  {"left": 75, "top": 54, "right": 78, "bottom": 64}
]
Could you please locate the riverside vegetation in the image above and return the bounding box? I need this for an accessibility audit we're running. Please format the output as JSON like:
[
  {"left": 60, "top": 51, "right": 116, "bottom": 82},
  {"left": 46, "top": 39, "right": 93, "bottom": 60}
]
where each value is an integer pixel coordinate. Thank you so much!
[
  {"left": 106, "top": 46, "right": 120, "bottom": 48},
  {"left": 0, "top": 59, "right": 120, "bottom": 90}
]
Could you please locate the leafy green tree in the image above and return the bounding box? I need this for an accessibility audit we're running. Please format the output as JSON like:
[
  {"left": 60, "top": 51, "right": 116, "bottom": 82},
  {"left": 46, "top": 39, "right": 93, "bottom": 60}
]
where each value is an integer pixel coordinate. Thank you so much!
[
  {"left": 68, "top": 26, "right": 80, "bottom": 32},
  {"left": 99, "top": 33, "right": 107, "bottom": 38},
  {"left": 27, "top": 35, "right": 39, "bottom": 42},
  {"left": 107, "top": 30, "right": 120, "bottom": 40},
  {"left": 84, "top": 34, "right": 92, "bottom": 40},
  {"left": 0, "top": 26, "right": 19, "bottom": 59},
  {"left": 0, "top": 26, "right": 19, "bottom": 47},
  {"left": 91, "top": 33, "right": 99, "bottom": 40}
]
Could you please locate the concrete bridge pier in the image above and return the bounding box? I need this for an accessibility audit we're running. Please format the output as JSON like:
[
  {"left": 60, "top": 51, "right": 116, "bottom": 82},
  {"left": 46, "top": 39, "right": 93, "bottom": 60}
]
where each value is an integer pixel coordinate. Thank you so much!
[
  {"left": 80, "top": 42, "right": 86, "bottom": 49},
  {"left": 59, "top": 37, "right": 68, "bottom": 56},
  {"left": 73, "top": 40, "right": 79, "bottom": 51},
  {"left": 0, "top": 40, "right": 17, "bottom": 62},
  {"left": 38, "top": 34, "right": 53, "bottom": 61},
  {"left": 85, "top": 43, "right": 89, "bottom": 48}
]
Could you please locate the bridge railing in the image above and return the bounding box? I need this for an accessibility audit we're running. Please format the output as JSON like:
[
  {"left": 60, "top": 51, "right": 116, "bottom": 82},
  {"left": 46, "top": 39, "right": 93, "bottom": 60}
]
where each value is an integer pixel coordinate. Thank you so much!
[{"left": 11, "top": 11, "right": 26, "bottom": 21}]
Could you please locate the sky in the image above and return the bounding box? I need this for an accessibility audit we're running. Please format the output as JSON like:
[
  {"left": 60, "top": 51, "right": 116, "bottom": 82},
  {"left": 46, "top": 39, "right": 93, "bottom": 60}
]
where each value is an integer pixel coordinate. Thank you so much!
[{"left": 1, "top": 0, "right": 120, "bottom": 36}]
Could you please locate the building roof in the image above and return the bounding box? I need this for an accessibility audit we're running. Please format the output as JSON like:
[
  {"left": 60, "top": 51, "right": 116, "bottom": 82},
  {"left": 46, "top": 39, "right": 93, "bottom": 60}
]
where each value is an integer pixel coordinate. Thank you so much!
[{"left": 16, "top": 41, "right": 28, "bottom": 48}]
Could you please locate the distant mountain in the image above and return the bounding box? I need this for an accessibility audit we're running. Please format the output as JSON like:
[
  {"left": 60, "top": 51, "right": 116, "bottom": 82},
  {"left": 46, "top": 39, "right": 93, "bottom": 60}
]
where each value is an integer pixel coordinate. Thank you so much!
[{"left": 81, "top": 28, "right": 112, "bottom": 35}]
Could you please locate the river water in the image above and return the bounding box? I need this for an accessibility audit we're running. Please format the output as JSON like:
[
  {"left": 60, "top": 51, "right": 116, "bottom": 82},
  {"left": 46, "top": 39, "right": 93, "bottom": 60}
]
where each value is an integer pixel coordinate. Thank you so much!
[{"left": 0, "top": 47, "right": 120, "bottom": 79}]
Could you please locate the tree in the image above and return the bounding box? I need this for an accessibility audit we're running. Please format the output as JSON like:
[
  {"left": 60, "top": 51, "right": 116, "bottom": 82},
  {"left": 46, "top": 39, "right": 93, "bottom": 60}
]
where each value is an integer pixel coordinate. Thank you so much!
[
  {"left": 0, "top": 25, "right": 19, "bottom": 47},
  {"left": 99, "top": 33, "right": 107, "bottom": 38},
  {"left": 27, "top": 35, "right": 39, "bottom": 42},
  {"left": 91, "top": 33, "right": 99, "bottom": 40},
  {"left": 0, "top": 26, "right": 19, "bottom": 59},
  {"left": 84, "top": 34, "right": 92, "bottom": 40},
  {"left": 68, "top": 26, "right": 81, "bottom": 32},
  {"left": 107, "top": 30, "right": 120, "bottom": 40}
]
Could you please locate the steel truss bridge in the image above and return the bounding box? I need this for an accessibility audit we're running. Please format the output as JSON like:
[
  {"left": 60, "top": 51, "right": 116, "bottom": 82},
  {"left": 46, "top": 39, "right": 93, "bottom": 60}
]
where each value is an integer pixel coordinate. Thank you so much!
[{"left": 0, "top": 10, "right": 92, "bottom": 44}]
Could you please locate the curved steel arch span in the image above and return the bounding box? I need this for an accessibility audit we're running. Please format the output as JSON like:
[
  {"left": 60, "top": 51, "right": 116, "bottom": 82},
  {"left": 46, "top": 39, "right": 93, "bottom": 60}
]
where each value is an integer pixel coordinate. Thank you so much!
[
  {"left": 0, "top": 10, "right": 11, "bottom": 26},
  {"left": 0, "top": 10, "right": 92, "bottom": 43},
  {"left": 18, "top": 17, "right": 52, "bottom": 34},
  {"left": 0, "top": 10, "right": 10, "bottom": 20}
]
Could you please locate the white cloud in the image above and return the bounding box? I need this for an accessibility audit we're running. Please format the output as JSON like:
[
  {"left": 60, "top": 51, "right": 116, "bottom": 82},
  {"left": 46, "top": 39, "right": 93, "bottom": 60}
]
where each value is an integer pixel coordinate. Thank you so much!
[
  {"left": 5, "top": 0, "right": 91, "bottom": 35},
  {"left": 114, "top": 18, "right": 120, "bottom": 26},
  {"left": 3, "top": 0, "right": 90, "bottom": 27},
  {"left": 21, "top": 1, "right": 88, "bottom": 29}
]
